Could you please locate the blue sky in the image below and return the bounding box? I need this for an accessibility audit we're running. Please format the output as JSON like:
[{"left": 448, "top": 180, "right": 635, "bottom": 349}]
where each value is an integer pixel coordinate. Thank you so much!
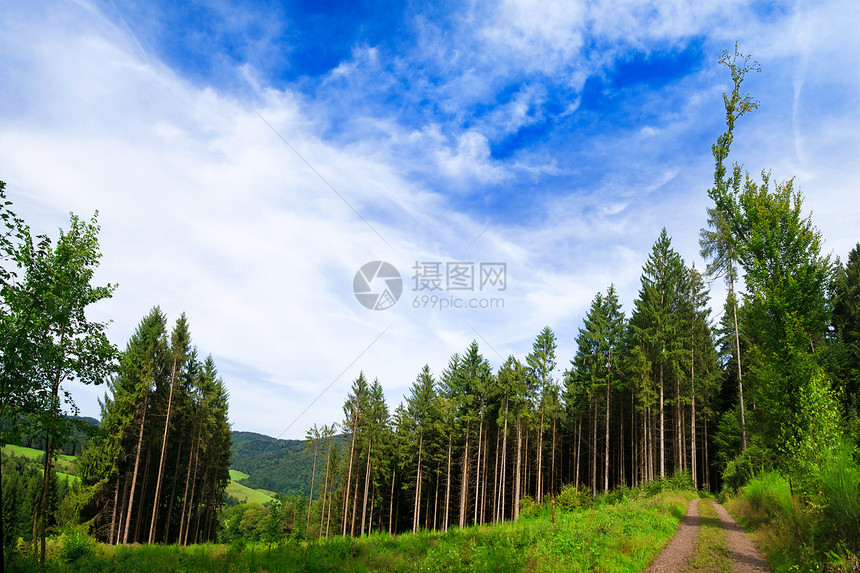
[{"left": 1, "top": 0, "right": 858, "bottom": 439}]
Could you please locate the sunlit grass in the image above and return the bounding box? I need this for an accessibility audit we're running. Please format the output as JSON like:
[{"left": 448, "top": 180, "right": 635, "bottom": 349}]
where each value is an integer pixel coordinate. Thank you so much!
[{"left": 10, "top": 489, "right": 695, "bottom": 573}]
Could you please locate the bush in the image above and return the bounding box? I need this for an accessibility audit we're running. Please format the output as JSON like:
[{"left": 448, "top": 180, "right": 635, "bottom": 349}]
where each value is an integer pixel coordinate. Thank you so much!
[
  {"left": 820, "top": 442, "right": 860, "bottom": 551},
  {"left": 518, "top": 495, "right": 540, "bottom": 518},
  {"left": 59, "top": 528, "right": 93, "bottom": 563},
  {"left": 668, "top": 470, "right": 694, "bottom": 491},
  {"left": 555, "top": 484, "right": 590, "bottom": 512},
  {"left": 722, "top": 444, "right": 775, "bottom": 493}
]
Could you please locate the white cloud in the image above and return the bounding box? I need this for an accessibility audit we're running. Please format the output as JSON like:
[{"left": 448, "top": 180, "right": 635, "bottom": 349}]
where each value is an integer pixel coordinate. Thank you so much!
[{"left": 2, "top": 0, "right": 859, "bottom": 439}]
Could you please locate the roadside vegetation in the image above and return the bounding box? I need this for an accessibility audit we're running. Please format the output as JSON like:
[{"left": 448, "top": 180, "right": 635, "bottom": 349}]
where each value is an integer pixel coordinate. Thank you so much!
[{"left": 724, "top": 443, "right": 860, "bottom": 573}]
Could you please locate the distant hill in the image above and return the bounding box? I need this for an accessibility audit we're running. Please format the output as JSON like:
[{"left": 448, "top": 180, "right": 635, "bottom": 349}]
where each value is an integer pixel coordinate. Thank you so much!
[{"left": 230, "top": 431, "right": 345, "bottom": 496}]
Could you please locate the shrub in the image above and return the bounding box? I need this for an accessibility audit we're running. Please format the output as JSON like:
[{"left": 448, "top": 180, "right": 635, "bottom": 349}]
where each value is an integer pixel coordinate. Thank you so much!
[
  {"left": 519, "top": 495, "right": 540, "bottom": 518},
  {"left": 555, "top": 484, "right": 590, "bottom": 512},
  {"left": 820, "top": 442, "right": 860, "bottom": 551},
  {"left": 59, "top": 528, "right": 93, "bottom": 563}
]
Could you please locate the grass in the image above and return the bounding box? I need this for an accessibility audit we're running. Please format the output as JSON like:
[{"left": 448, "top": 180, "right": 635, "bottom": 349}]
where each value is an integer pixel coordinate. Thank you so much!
[
  {"left": 2, "top": 444, "right": 77, "bottom": 474},
  {"left": 229, "top": 469, "right": 250, "bottom": 481},
  {"left": 687, "top": 499, "right": 731, "bottom": 573},
  {"left": 226, "top": 478, "right": 275, "bottom": 505},
  {"left": 725, "top": 466, "right": 860, "bottom": 573},
  {"left": 10, "top": 489, "right": 696, "bottom": 573}
]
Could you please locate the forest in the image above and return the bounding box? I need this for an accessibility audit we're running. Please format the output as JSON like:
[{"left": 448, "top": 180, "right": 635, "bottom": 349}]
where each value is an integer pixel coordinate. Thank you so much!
[{"left": 1, "top": 46, "right": 859, "bottom": 572}]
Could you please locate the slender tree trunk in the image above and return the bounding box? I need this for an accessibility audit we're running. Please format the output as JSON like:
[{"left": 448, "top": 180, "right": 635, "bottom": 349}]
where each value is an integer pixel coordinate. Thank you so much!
[
  {"left": 732, "top": 282, "right": 748, "bottom": 450},
  {"left": 350, "top": 466, "right": 360, "bottom": 537},
  {"left": 433, "top": 464, "right": 440, "bottom": 530},
  {"left": 413, "top": 433, "right": 423, "bottom": 533},
  {"left": 492, "top": 425, "right": 500, "bottom": 523},
  {"left": 676, "top": 375, "right": 682, "bottom": 473},
  {"left": 551, "top": 417, "right": 557, "bottom": 497},
  {"left": 536, "top": 405, "right": 544, "bottom": 502},
  {"left": 514, "top": 416, "right": 522, "bottom": 521},
  {"left": 306, "top": 438, "right": 319, "bottom": 534},
  {"left": 691, "top": 335, "right": 697, "bottom": 488},
  {"left": 109, "top": 478, "right": 120, "bottom": 545},
  {"left": 459, "top": 425, "right": 470, "bottom": 529},
  {"left": 473, "top": 414, "right": 483, "bottom": 525},
  {"left": 659, "top": 362, "right": 665, "bottom": 478},
  {"left": 575, "top": 416, "right": 581, "bottom": 487},
  {"left": 117, "top": 470, "right": 130, "bottom": 545},
  {"left": 182, "top": 431, "right": 201, "bottom": 546},
  {"left": 591, "top": 401, "right": 597, "bottom": 495},
  {"left": 123, "top": 389, "right": 149, "bottom": 544},
  {"left": 320, "top": 435, "right": 333, "bottom": 539},
  {"left": 444, "top": 434, "right": 452, "bottom": 531},
  {"left": 342, "top": 407, "right": 359, "bottom": 537},
  {"left": 500, "top": 400, "right": 508, "bottom": 523},
  {"left": 135, "top": 444, "right": 153, "bottom": 543},
  {"left": 149, "top": 355, "right": 180, "bottom": 544},
  {"left": 164, "top": 439, "right": 184, "bottom": 543},
  {"left": 178, "top": 418, "right": 198, "bottom": 546},
  {"left": 388, "top": 467, "right": 395, "bottom": 536},
  {"left": 605, "top": 367, "right": 610, "bottom": 493}
]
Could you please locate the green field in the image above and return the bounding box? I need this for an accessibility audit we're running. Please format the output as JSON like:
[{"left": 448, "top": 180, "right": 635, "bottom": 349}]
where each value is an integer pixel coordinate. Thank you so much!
[
  {"left": 229, "top": 469, "right": 250, "bottom": 481},
  {"left": 227, "top": 469, "right": 276, "bottom": 504},
  {"left": 2, "top": 444, "right": 77, "bottom": 474}
]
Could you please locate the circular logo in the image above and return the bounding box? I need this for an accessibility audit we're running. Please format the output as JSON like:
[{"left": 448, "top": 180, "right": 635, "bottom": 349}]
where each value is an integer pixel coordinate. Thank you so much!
[{"left": 353, "top": 261, "right": 403, "bottom": 310}]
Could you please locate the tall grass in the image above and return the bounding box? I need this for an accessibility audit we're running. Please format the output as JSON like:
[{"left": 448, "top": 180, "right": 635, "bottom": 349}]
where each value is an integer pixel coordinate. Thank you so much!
[{"left": 727, "top": 443, "right": 860, "bottom": 572}]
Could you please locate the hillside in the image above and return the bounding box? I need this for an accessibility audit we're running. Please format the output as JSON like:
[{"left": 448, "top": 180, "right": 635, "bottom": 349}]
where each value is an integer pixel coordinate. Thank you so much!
[{"left": 230, "top": 431, "right": 346, "bottom": 496}]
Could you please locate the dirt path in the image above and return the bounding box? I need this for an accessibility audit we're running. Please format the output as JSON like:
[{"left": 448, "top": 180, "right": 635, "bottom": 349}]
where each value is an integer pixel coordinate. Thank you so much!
[
  {"left": 644, "top": 498, "right": 770, "bottom": 573},
  {"left": 710, "top": 500, "right": 770, "bottom": 573}
]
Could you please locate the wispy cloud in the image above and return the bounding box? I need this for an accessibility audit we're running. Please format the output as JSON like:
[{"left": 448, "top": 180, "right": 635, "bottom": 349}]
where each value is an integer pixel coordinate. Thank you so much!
[{"left": 1, "top": 0, "right": 858, "bottom": 437}]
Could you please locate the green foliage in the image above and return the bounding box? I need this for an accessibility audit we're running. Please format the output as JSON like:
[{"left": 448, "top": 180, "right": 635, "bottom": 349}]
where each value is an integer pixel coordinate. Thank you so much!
[
  {"left": 555, "top": 483, "right": 590, "bottom": 512},
  {"left": 58, "top": 527, "right": 92, "bottom": 563},
  {"left": 721, "top": 444, "right": 775, "bottom": 493},
  {"left": 518, "top": 495, "right": 540, "bottom": 519},
  {"left": 729, "top": 458, "right": 860, "bottom": 572},
  {"left": 819, "top": 442, "right": 860, "bottom": 551},
  {"left": 18, "top": 489, "right": 695, "bottom": 573}
]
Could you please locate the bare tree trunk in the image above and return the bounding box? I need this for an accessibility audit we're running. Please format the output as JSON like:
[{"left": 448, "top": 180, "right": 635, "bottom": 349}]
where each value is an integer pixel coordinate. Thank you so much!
[
  {"left": 433, "top": 464, "right": 440, "bottom": 530},
  {"left": 164, "top": 439, "right": 184, "bottom": 543},
  {"left": 459, "top": 425, "right": 470, "bottom": 529},
  {"left": 514, "top": 417, "right": 522, "bottom": 521},
  {"left": 551, "top": 417, "right": 557, "bottom": 497},
  {"left": 732, "top": 282, "right": 748, "bottom": 450},
  {"left": 473, "top": 415, "right": 483, "bottom": 525},
  {"left": 320, "top": 433, "right": 333, "bottom": 539},
  {"left": 444, "top": 434, "right": 452, "bottom": 531},
  {"left": 536, "top": 405, "right": 544, "bottom": 502},
  {"left": 149, "top": 356, "right": 180, "bottom": 544},
  {"left": 342, "top": 408, "right": 359, "bottom": 537},
  {"left": 413, "top": 434, "right": 423, "bottom": 533},
  {"left": 123, "top": 389, "right": 149, "bottom": 544},
  {"left": 306, "top": 437, "right": 319, "bottom": 534},
  {"left": 182, "top": 431, "right": 201, "bottom": 547},
  {"left": 109, "top": 478, "right": 120, "bottom": 545},
  {"left": 575, "top": 416, "right": 581, "bottom": 487},
  {"left": 659, "top": 362, "right": 665, "bottom": 478},
  {"left": 500, "top": 400, "right": 508, "bottom": 523},
  {"left": 387, "top": 467, "right": 395, "bottom": 536},
  {"left": 134, "top": 444, "right": 153, "bottom": 543},
  {"left": 605, "top": 371, "right": 610, "bottom": 493}
]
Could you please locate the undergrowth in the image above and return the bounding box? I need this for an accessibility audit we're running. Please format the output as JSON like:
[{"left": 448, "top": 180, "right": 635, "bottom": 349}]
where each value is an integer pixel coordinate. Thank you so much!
[
  {"left": 6, "top": 482, "right": 696, "bottom": 573},
  {"left": 725, "top": 443, "right": 860, "bottom": 573}
]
